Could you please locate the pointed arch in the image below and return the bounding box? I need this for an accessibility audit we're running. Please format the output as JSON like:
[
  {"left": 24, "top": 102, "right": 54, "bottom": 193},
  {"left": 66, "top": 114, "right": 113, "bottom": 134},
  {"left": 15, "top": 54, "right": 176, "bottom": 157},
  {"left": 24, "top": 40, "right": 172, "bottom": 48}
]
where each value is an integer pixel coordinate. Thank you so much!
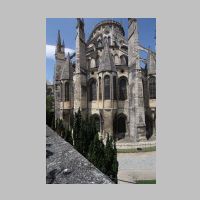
[
  {"left": 65, "top": 82, "right": 69, "bottom": 101},
  {"left": 104, "top": 75, "right": 110, "bottom": 100},
  {"left": 90, "top": 58, "right": 96, "bottom": 68},
  {"left": 120, "top": 55, "right": 127, "bottom": 65},
  {"left": 119, "top": 76, "right": 128, "bottom": 100},
  {"left": 96, "top": 55, "right": 100, "bottom": 67},
  {"left": 149, "top": 76, "right": 156, "bottom": 99},
  {"left": 89, "top": 78, "right": 97, "bottom": 101},
  {"left": 114, "top": 113, "right": 127, "bottom": 140},
  {"left": 114, "top": 54, "right": 120, "bottom": 65},
  {"left": 97, "top": 40, "right": 102, "bottom": 48}
]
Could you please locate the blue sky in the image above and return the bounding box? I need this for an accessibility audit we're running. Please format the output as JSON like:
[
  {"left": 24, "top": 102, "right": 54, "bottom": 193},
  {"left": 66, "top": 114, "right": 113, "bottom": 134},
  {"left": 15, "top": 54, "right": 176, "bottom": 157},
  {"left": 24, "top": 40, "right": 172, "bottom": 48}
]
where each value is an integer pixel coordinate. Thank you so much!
[{"left": 46, "top": 18, "right": 156, "bottom": 82}]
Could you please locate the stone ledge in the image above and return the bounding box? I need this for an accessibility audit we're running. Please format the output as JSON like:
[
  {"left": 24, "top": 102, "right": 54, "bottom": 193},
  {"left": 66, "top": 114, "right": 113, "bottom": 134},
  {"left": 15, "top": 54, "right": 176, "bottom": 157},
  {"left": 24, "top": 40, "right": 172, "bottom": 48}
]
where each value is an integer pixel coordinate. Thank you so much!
[
  {"left": 46, "top": 126, "right": 113, "bottom": 184},
  {"left": 116, "top": 140, "right": 156, "bottom": 150}
]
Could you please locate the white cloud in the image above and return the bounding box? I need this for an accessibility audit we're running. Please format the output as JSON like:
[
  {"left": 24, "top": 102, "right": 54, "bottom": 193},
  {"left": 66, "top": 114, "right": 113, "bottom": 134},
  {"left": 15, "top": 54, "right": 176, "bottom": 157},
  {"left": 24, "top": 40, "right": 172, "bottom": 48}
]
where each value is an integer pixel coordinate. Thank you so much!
[{"left": 46, "top": 44, "right": 75, "bottom": 60}]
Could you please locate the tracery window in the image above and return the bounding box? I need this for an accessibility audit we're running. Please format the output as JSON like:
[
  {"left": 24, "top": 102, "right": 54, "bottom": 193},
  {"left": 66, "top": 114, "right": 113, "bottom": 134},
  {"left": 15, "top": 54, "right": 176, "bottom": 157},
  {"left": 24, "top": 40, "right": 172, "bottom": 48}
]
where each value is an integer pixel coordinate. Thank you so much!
[
  {"left": 113, "top": 76, "right": 117, "bottom": 100},
  {"left": 108, "top": 36, "right": 111, "bottom": 46},
  {"left": 96, "top": 56, "right": 100, "bottom": 67},
  {"left": 99, "top": 77, "right": 102, "bottom": 100},
  {"left": 104, "top": 75, "right": 110, "bottom": 100},
  {"left": 65, "top": 82, "right": 69, "bottom": 101},
  {"left": 114, "top": 54, "right": 120, "bottom": 65},
  {"left": 89, "top": 79, "right": 97, "bottom": 101},
  {"left": 149, "top": 76, "right": 156, "bottom": 99},
  {"left": 120, "top": 55, "right": 127, "bottom": 65},
  {"left": 97, "top": 40, "right": 102, "bottom": 48},
  {"left": 119, "top": 77, "right": 127, "bottom": 100}
]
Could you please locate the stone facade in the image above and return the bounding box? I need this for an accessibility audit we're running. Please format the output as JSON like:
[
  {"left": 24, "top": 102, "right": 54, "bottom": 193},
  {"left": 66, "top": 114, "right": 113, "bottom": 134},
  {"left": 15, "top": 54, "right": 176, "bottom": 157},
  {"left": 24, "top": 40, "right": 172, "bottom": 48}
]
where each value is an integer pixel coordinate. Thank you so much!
[{"left": 54, "top": 18, "right": 156, "bottom": 143}]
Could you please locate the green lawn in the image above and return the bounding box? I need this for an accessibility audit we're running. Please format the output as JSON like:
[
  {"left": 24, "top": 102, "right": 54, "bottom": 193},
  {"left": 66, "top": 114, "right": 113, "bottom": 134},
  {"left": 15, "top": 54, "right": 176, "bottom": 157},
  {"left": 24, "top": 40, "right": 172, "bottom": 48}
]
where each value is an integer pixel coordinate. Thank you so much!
[
  {"left": 117, "top": 146, "right": 156, "bottom": 153},
  {"left": 136, "top": 180, "right": 156, "bottom": 184}
]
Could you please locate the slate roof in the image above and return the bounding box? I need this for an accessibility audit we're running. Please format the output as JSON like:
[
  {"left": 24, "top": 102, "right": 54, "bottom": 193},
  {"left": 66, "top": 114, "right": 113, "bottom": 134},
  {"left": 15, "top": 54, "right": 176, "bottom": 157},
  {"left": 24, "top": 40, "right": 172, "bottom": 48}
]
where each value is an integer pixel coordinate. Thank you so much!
[
  {"left": 61, "top": 54, "right": 70, "bottom": 80},
  {"left": 98, "top": 40, "right": 116, "bottom": 73}
]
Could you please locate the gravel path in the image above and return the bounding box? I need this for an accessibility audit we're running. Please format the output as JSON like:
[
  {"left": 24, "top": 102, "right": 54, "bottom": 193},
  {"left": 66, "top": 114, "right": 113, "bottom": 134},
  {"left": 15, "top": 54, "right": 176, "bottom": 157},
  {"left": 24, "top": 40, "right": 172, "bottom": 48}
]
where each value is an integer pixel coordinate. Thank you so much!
[{"left": 117, "top": 151, "right": 156, "bottom": 184}]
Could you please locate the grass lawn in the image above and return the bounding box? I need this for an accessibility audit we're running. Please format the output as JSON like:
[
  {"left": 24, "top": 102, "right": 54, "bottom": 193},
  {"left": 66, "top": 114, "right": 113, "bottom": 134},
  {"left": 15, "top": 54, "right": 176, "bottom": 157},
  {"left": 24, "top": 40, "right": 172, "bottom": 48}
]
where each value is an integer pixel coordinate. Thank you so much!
[
  {"left": 117, "top": 146, "right": 156, "bottom": 153},
  {"left": 136, "top": 180, "right": 156, "bottom": 184}
]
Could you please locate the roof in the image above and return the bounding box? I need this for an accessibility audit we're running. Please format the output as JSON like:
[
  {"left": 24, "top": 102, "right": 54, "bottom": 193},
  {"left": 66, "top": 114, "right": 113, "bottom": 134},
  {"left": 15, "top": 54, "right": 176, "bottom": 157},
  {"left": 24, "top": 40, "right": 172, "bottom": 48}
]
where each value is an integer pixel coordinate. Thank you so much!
[
  {"left": 87, "top": 20, "right": 125, "bottom": 43},
  {"left": 61, "top": 55, "right": 70, "bottom": 80},
  {"left": 46, "top": 126, "right": 113, "bottom": 184},
  {"left": 98, "top": 40, "right": 116, "bottom": 73}
]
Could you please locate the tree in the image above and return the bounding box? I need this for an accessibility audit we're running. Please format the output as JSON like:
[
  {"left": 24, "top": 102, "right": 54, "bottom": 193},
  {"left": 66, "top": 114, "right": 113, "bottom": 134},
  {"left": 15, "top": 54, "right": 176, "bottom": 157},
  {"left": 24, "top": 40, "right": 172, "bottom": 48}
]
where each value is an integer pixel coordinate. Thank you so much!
[
  {"left": 112, "top": 139, "right": 118, "bottom": 183},
  {"left": 55, "top": 119, "right": 65, "bottom": 137},
  {"left": 64, "top": 128, "right": 73, "bottom": 145},
  {"left": 46, "top": 95, "right": 54, "bottom": 127},
  {"left": 73, "top": 108, "right": 82, "bottom": 151},
  {"left": 104, "top": 134, "right": 118, "bottom": 183}
]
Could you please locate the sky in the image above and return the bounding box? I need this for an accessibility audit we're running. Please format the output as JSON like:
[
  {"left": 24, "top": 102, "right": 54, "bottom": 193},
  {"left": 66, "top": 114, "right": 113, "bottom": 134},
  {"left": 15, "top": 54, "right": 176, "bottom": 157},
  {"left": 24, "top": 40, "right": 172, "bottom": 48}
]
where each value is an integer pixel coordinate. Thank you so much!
[{"left": 46, "top": 18, "right": 156, "bottom": 83}]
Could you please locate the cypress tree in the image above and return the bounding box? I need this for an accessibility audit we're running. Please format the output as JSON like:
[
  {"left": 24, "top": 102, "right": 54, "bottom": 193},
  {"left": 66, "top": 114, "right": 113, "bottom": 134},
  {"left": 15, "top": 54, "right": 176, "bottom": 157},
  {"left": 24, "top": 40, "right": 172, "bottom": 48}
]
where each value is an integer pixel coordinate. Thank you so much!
[
  {"left": 64, "top": 128, "right": 73, "bottom": 146},
  {"left": 73, "top": 108, "right": 82, "bottom": 151},
  {"left": 88, "top": 133, "right": 100, "bottom": 166},
  {"left": 104, "top": 134, "right": 113, "bottom": 178},
  {"left": 111, "top": 138, "right": 118, "bottom": 183}
]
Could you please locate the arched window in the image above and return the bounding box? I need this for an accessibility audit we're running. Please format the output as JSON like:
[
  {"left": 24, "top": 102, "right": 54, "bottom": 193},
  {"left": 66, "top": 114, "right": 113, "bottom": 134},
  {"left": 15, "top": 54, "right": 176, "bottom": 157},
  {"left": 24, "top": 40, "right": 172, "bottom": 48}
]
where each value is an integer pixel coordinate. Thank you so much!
[
  {"left": 90, "top": 58, "right": 96, "bottom": 68},
  {"left": 87, "top": 59, "right": 90, "bottom": 68},
  {"left": 149, "top": 76, "right": 156, "bottom": 99},
  {"left": 113, "top": 76, "right": 117, "bottom": 100},
  {"left": 117, "top": 114, "right": 126, "bottom": 133},
  {"left": 99, "top": 77, "right": 102, "bottom": 100},
  {"left": 104, "top": 75, "right": 110, "bottom": 100},
  {"left": 108, "top": 36, "right": 111, "bottom": 46},
  {"left": 89, "top": 79, "right": 97, "bottom": 101},
  {"left": 97, "top": 40, "right": 102, "bottom": 48},
  {"left": 96, "top": 55, "right": 100, "bottom": 67},
  {"left": 120, "top": 55, "right": 127, "bottom": 65},
  {"left": 65, "top": 82, "right": 69, "bottom": 101},
  {"left": 119, "top": 77, "right": 127, "bottom": 100},
  {"left": 114, "top": 54, "right": 120, "bottom": 65}
]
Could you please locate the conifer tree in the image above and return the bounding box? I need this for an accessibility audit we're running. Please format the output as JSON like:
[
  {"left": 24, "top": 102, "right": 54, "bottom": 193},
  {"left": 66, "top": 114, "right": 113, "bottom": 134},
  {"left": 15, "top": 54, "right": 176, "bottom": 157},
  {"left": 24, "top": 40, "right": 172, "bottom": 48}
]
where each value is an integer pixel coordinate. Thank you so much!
[
  {"left": 64, "top": 128, "right": 73, "bottom": 145},
  {"left": 111, "top": 138, "right": 118, "bottom": 183},
  {"left": 73, "top": 108, "right": 82, "bottom": 151}
]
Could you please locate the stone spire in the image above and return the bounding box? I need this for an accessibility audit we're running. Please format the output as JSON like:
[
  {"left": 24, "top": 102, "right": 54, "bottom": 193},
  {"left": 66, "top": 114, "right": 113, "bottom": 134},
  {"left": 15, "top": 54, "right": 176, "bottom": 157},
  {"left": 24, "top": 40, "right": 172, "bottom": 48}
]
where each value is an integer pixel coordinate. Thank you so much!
[
  {"left": 61, "top": 39, "right": 65, "bottom": 53},
  {"left": 98, "top": 39, "right": 116, "bottom": 73},
  {"left": 75, "top": 18, "right": 86, "bottom": 73},
  {"left": 147, "top": 49, "right": 156, "bottom": 75},
  {"left": 55, "top": 30, "right": 65, "bottom": 60},
  {"left": 56, "top": 30, "right": 62, "bottom": 52}
]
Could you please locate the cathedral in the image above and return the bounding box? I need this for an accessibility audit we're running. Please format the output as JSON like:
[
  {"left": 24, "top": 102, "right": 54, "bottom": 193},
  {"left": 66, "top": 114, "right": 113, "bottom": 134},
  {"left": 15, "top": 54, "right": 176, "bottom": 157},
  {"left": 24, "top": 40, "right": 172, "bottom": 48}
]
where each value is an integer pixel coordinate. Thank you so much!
[{"left": 53, "top": 18, "right": 156, "bottom": 143}]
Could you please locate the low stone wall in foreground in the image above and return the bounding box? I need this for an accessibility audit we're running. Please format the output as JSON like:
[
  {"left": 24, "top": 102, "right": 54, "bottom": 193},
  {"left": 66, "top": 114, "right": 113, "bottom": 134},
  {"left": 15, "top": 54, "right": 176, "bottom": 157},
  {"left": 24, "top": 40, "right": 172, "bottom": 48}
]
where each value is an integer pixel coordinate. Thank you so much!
[{"left": 46, "top": 126, "right": 113, "bottom": 184}]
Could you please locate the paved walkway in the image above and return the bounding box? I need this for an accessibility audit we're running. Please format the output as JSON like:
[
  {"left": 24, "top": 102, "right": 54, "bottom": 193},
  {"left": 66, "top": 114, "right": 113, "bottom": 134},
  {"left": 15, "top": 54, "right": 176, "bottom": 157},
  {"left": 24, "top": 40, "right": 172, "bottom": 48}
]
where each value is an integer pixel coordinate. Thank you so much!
[{"left": 117, "top": 151, "right": 156, "bottom": 184}]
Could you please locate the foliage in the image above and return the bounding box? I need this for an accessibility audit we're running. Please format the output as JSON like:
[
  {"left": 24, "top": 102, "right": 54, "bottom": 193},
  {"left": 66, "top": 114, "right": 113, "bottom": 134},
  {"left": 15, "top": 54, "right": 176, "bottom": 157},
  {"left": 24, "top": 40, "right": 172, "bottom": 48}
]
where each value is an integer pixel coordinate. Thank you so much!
[
  {"left": 64, "top": 128, "right": 73, "bottom": 145},
  {"left": 46, "top": 95, "right": 54, "bottom": 128},
  {"left": 73, "top": 109, "right": 82, "bottom": 152},
  {"left": 104, "top": 135, "right": 118, "bottom": 183},
  {"left": 53, "top": 109, "right": 119, "bottom": 184},
  {"left": 55, "top": 119, "right": 65, "bottom": 137}
]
